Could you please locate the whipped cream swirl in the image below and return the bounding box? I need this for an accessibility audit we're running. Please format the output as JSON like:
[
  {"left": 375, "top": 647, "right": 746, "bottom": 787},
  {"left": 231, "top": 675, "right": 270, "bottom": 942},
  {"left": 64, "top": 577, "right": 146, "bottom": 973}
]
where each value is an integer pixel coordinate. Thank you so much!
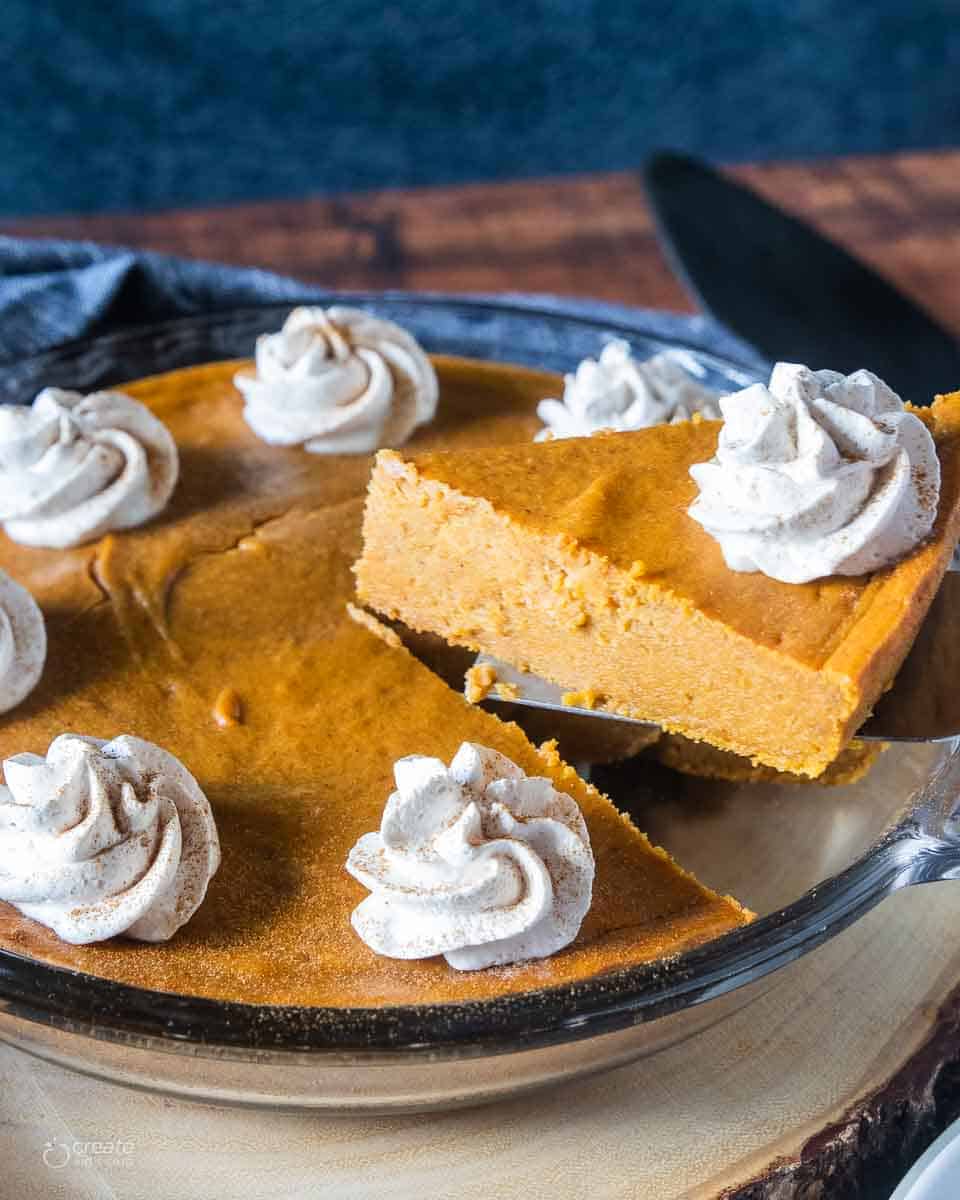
[
  {"left": 0, "top": 571, "right": 45, "bottom": 713},
  {"left": 0, "top": 735, "right": 220, "bottom": 945},
  {"left": 346, "top": 742, "right": 594, "bottom": 970},
  {"left": 688, "top": 363, "right": 940, "bottom": 584},
  {"left": 235, "top": 306, "right": 438, "bottom": 454},
  {"left": 0, "top": 388, "right": 179, "bottom": 550},
  {"left": 536, "top": 340, "right": 720, "bottom": 441}
]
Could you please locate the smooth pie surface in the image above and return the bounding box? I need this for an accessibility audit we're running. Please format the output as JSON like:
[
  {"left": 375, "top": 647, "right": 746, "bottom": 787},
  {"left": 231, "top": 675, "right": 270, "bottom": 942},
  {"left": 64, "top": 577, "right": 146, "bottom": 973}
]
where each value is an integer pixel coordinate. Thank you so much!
[{"left": 0, "top": 358, "right": 750, "bottom": 1006}]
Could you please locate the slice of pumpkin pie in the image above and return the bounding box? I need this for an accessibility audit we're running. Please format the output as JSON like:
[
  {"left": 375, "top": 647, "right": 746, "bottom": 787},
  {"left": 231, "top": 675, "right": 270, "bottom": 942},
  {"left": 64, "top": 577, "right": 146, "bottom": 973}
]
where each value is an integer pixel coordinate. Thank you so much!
[{"left": 356, "top": 366, "right": 960, "bottom": 778}]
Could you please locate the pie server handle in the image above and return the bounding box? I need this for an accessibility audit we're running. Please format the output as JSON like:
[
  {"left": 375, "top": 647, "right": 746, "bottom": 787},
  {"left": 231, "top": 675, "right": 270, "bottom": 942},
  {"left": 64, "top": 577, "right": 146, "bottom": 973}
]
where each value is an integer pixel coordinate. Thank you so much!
[{"left": 468, "top": 572, "right": 960, "bottom": 746}]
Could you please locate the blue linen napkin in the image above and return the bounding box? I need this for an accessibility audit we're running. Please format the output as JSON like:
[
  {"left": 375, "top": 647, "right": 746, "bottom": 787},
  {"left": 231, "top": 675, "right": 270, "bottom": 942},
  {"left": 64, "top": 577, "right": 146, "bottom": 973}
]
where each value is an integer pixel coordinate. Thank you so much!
[{"left": 0, "top": 235, "right": 766, "bottom": 371}]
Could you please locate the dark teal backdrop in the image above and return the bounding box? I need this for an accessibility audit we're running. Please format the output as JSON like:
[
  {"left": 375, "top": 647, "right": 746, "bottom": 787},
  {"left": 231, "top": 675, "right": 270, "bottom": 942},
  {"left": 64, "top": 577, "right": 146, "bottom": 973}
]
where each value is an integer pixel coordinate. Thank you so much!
[{"left": 4, "top": 0, "right": 959, "bottom": 217}]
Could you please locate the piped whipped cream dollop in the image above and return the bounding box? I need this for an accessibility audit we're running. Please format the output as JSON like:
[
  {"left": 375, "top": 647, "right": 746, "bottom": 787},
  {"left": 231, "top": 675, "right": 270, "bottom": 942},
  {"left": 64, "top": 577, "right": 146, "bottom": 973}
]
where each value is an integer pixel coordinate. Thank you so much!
[
  {"left": 0, "top": 571, "right": 45, "bottom": 713},
  {"left": 535, "top": 340, "right": 721, "bottom": 441},
  {"left": 0, "top": 735, "right": 220, "bottom": 945},
  {"left": 0, "top": 388, "right": 179, "bottom": 550},
  {"left": 346, "top": 742, "right": 595, "bottom": 970},
  {"left": 688, "top": 363, "right": 940, "bottom": 584},
  {"left": 235, "top": 306, "right": 438, "bottom": 454}
]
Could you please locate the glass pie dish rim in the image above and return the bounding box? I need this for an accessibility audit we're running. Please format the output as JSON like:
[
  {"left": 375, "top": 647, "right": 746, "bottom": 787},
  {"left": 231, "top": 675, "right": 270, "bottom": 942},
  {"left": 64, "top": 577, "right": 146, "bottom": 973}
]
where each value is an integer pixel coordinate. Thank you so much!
[{"left": 0, "top": 292, "right": 957, "bottom": 1064}]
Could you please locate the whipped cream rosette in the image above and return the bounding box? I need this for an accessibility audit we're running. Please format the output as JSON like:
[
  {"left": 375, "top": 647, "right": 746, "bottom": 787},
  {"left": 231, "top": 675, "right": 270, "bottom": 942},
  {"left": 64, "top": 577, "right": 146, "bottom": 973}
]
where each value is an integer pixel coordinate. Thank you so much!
[
  {"left": 0, "top": 387, "right": 179, "bottom": 550},
  {"left": 346, "top": 741, "right": 595, "bottom": 970},
  {"left": 536, "top": 340, "right": 720, "bottom": 440},
  {"left": 688, "top": 363, "right": 940, "bottom": 584},
  {"left": 0, "top": 734, "right": 220, "bottom": 945},
  {"left": 235, "top": 306, "right": 438, "bottom": 454},
  {"left": 0, "top": 570, "right": 45, "bottom": 713}
]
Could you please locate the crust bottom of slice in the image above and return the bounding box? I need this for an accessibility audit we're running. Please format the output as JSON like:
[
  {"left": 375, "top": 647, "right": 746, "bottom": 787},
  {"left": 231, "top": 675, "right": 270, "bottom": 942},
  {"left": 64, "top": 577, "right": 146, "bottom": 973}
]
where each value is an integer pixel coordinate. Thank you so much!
[{"left": 651, "top": 734, "right": 885, "bottom": 787}]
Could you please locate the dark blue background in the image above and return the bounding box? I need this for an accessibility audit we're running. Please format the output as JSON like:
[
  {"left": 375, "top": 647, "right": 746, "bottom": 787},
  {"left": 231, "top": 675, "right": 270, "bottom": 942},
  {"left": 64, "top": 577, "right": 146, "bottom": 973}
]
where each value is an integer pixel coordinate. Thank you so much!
[{"left": 4, "top": 0, "right": 959, "bottom": 217}]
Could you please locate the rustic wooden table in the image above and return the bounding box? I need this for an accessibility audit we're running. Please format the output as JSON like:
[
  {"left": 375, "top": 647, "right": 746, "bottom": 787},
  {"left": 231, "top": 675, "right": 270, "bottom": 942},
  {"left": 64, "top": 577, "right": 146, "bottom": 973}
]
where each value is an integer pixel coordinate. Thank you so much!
[
  {"left": 2, "top": 151, "right": 960, "bottom": 1200},
  {"left": 4, "top": 151, "right": 958, "bottom": 341}
]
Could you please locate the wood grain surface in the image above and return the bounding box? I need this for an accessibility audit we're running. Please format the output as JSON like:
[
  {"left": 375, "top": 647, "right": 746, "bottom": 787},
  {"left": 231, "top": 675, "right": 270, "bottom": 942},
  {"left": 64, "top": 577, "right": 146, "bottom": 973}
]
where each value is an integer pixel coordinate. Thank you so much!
[
  {"left": 3, "top": 151, "right": 959, "bottom": 338},
  {"left": 2, "top": 151, "right": 960, "bottom": 1198},
  {"left": 3, "top": 882, "right": 960, "bottom": 1200}
]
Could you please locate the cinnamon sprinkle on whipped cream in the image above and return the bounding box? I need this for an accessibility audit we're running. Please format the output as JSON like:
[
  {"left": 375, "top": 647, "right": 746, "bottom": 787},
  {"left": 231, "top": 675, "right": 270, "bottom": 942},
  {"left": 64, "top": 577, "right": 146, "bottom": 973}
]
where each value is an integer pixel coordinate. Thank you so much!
[
  {"left": 0, "top": 734, "right": 220, "bottom": 945},
  {"left": 235, "top": 306, "right": 438, "bottom": 454},
  {"left": 346, "top": 742, "right": 594, "bottom": 970},
  {"left": 536, "top": 340, "right": 720, "bottom": 440},
  {"left": 689, "top": 363, "right": 941, "bottom": 583},
  {"left": 0, "top": 569, "right": 45, "bottom": 713},
  {"left": 0, "top": 388, "right": 179, "bottom": 549}
]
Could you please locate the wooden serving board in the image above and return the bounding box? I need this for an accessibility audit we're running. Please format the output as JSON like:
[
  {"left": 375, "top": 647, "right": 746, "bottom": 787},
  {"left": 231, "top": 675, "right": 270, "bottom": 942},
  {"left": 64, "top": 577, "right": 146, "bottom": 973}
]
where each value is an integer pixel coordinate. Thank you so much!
[{"left": 3, "top": 879, "right": 960, "bottom": 1199}]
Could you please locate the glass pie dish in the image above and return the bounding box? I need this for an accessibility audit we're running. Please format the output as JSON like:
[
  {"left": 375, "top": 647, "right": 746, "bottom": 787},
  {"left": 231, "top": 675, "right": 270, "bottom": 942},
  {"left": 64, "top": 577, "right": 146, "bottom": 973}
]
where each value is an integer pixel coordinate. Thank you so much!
[{"left": 0, "top": 295, "right": 958, "bottom": 1114}]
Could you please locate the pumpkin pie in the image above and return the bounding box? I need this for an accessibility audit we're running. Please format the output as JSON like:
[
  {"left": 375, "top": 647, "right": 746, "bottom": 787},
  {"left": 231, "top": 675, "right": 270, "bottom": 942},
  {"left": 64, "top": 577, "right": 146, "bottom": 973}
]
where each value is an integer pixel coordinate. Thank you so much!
[
  {"left": 650, "top": 735, "right": 884, "bottom": 787},
  {"left": 0, "top": 355, "right": 751, "bottom": 1006},
  {"left": 355, "top": 393, "right": 960, "bottom": 777}
]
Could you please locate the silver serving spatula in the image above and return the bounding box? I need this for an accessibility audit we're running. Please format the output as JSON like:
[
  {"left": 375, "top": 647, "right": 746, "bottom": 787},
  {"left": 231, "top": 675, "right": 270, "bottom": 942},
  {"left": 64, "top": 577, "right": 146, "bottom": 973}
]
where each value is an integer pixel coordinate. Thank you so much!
[{"left": 467, "top": 572, "right": 960, "bottom": 745}]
